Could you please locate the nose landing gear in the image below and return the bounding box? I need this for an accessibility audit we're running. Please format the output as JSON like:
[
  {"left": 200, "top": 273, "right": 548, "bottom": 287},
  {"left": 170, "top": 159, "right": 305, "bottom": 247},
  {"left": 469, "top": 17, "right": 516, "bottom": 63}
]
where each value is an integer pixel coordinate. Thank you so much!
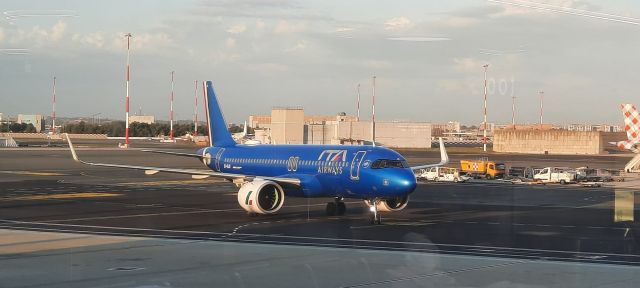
[
  {"left": 368, "top": 198, "right": 382, "bottom": 225},
  {"left": 326, "top": 197, "right": 346, "bottom": 216}
]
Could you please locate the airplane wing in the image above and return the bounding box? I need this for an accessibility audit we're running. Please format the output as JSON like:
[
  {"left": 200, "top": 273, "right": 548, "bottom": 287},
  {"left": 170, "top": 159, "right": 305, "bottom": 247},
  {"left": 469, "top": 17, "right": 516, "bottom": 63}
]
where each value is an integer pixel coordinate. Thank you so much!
[
  {"left": 410, "top": 137, "right": 449, "bottom": 170},
  {"left": 65, "top": 134, "right": 300, "bottom": 186},
  {"left": 141, "top": 149, "right": 206, "bottom": 159}
]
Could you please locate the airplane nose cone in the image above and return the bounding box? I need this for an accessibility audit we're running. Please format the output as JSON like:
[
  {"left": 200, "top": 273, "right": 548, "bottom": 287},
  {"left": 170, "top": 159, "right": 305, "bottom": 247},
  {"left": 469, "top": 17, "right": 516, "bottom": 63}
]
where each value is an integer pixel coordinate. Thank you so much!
[
  {"left": 386, "top": 170, "right": 417, "bottom": 195},
  {"left": 401, "top": 170, "right": 417, "bottom": 192}
]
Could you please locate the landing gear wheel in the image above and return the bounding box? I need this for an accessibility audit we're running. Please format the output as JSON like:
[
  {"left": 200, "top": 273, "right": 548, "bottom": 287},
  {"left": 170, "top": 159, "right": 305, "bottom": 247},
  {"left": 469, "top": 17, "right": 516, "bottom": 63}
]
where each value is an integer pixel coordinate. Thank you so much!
[
  {"left": 336, "top": 202, "right": 346, "bottom": 215},
  {"left": 366, "top": 198, "right": 382, "bottom": 225},
  {"left": 369, "top": 214, "right": 382, "bottom": 225},
  {"left": 326, "top": 202, "right": 337, "bottom": 216}
]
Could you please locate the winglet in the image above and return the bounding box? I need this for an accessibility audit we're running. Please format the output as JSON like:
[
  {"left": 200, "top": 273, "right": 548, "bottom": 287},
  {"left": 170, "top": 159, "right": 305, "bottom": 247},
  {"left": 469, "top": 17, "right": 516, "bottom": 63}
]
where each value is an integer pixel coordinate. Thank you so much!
[
  {"left": 65, "top": 133, "right": 80, "bottom": 162},
  {"left": 409, "top": 137, "right": 448, "bottom": 170}
]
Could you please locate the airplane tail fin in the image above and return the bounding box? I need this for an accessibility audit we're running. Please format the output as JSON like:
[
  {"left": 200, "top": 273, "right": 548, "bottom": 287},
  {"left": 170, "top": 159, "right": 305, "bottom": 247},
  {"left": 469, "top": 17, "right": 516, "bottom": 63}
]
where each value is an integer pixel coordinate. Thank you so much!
[
  {"left": 622, "top": 103, "right": 639, "bottom": 141},
  {"left": 203, "top": 81, "right": 236, "bottom": 147}
]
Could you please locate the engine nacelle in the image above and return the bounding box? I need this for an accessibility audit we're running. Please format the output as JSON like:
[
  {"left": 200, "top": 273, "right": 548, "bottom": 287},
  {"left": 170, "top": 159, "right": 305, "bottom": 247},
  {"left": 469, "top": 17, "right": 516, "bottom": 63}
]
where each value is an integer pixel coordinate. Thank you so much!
[
  {"left": 237, "top": 180, "right": 285, "bottom": 214},
  {"left": 365, "top": 196, "right": 409, "bottom": 212}
]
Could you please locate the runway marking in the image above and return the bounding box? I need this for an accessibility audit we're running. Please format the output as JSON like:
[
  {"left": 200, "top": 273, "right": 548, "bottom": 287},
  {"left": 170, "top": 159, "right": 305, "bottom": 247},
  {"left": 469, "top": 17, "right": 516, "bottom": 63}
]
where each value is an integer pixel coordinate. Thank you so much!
[
  {"left": 117, "top": 179, "right": 224, "bottom": 186},
  {"left": 0, "top": 192, "right": 121, "bottom": 201},
  {"left": 3, "top": 220, "right": 639, "bottom": 265},
  {"left": 45, "top": 208, "right": 246, "bottom": 222},
  {"left": 0, "top": 171, "right": 67, "bottom": 176}
]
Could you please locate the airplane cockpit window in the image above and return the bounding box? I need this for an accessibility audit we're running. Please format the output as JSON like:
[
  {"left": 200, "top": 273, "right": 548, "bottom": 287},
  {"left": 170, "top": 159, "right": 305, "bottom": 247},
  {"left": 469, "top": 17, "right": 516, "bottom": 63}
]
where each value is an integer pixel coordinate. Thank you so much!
[{"left": 371, "top": 159, "right": 409, "bottom": 169}]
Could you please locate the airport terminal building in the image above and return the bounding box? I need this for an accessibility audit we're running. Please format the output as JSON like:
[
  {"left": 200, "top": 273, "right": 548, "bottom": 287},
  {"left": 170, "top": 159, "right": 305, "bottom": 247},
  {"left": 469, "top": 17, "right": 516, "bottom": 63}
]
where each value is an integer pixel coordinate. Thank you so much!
[{"left": 249, "top": 108, "right": 433, "bottom": 148}]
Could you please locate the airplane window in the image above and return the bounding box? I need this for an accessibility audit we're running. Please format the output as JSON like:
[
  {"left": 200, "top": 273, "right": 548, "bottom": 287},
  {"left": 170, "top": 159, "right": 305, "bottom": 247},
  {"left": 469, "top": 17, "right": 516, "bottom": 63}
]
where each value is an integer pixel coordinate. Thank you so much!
[{"left": 371, "top": 159, "right": 409, "bottom": 169}]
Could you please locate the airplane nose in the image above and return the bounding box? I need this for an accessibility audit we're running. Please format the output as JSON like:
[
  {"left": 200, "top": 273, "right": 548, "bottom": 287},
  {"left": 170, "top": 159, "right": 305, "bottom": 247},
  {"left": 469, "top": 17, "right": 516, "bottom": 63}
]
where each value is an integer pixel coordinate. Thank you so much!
[{"left": 391, "top": 170, "right": 417, "bottom": 194}]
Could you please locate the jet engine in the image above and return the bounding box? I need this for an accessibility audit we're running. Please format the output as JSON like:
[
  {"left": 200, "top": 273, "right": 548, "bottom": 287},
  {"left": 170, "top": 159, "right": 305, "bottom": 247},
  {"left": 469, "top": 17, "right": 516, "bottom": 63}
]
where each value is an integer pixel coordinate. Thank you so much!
[
  {"left": 365, "top": 195, "right": 409, "bottom": 212},
  {"left": 237, "top": 180, "right": 285, "bottom": 214}
]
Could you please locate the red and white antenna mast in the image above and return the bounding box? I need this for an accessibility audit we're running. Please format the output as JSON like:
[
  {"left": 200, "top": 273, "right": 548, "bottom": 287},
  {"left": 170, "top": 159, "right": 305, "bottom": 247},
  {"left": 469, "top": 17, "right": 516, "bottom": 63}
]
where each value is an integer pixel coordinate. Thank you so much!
[
  {"left": 482, "top": 64, "right": 489, "bottom": 152},
  {"left": 124, "top": 33, "right": 132, "bottom": 148},
  {"left": 539, "top": 90, "right": 544, "bottom": 128},
  {"left": 194, "top": 80, "right": 198, "bottom": 136},
  {"left": 371, "top": 75, "right": 376, "bottom": 147},
  {"left": 52, "top": 76, "right": 56, "bottom": 134},
  {"left": 169, "top": 71, "right": 175, "bottom": 140},
  {"left": 356, "top": 83, "right": 361, "bottom": 122}
]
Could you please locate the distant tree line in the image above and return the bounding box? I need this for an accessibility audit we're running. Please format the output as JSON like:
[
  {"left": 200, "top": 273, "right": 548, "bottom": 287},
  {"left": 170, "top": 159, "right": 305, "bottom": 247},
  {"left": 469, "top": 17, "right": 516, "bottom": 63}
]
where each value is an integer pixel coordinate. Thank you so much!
[
  {"left": 62, "top": 121, "right": 210, "bottom": 137},
  {"left": 0, "top": 123, "right": 37, "bottom": 133},
  {"left": 61, "top": 121, "right": 247, "bottom": 137}
]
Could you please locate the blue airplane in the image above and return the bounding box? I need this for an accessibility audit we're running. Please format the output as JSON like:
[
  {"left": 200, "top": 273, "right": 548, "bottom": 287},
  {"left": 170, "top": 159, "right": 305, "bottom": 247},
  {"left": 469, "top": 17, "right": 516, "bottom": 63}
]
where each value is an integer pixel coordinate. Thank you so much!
[{"left": 66, "top": 81, "right": 448, "bottom": 224}]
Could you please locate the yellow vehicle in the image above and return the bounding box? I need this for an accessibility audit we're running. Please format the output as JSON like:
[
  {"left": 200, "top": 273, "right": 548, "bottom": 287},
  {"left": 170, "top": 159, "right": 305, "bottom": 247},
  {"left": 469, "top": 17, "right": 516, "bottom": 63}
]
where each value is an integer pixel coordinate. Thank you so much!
[{"left": 460, "top": 159, "right": 506, "bottom": 179}]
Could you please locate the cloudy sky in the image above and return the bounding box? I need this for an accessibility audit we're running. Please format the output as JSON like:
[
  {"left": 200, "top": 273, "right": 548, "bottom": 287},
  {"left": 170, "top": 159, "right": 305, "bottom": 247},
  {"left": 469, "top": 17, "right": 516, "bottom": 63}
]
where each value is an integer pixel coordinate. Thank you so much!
[{"left": 1, "top": 0, "right": 639, "bottom": 125}]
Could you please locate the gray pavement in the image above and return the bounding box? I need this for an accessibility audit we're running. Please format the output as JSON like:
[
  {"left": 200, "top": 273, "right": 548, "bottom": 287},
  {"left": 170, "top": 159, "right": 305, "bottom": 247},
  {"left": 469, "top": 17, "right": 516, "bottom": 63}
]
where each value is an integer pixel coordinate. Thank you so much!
[{"left": 1, "top": 147, "right": 640, "bottom": 287}]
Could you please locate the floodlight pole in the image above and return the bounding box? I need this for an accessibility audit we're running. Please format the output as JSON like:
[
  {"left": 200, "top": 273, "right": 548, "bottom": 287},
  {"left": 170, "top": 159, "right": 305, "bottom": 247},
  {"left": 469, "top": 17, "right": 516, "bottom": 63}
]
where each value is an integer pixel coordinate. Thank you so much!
[
  {"left": 539, "top": 91, "right": 544, "bottom": 128},
  {"left": 194, "top": 80, "right": 198, "bottom": 136},
  {"left": 170, "top": 71, "right": 175, "bottom": 140},
  {"left": 52, "top": 76, "right": 56, "bottom": 134},
  {"left": 483, "top": 64, "right": 489, "bottom": 152},
  {"left": 124, "top": 33, "right": 132, "bottom": 148}
]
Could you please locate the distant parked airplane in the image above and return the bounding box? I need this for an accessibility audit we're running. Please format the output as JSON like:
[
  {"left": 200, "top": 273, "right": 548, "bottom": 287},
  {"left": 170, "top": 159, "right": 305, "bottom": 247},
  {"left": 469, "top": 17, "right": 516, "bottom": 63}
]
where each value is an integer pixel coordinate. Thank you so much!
[
  {"left": 66, "top": 81, "right": 448, "bottom": 224},
  {"left": 612, "top": 104, "right": 639, "bottom": 153}
]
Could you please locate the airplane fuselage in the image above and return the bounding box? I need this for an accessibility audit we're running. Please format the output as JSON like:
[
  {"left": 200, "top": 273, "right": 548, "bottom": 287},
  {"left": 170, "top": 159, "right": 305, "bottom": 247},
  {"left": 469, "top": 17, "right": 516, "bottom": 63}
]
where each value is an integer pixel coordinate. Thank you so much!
[{"left": 198, "top": 144, "right": 417, "bottom": 199}]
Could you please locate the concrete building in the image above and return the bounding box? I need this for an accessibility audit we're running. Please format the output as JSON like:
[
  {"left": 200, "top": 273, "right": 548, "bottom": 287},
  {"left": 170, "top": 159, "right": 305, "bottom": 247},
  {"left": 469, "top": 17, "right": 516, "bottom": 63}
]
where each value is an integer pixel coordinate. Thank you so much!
[
  {"left": 17, "top": 114, "right": 45, "bottom": 132},
  {"left": 493, "top": 130, "right": 627, "bottom": 155},
  {"left": 129, "top": 115, "right": 155, "bottom": 124},
  {"left": 304, "top": 120, "right": 432, "bottom": 148},
  {"left": 270, "top": 107, "right": 304, "bottom": 144},
  {"left": 249, "top": 115, "right": 272, "bottom": 129},
  {"left": 250, "top": 109, "right": 433, "bottom": 148}
]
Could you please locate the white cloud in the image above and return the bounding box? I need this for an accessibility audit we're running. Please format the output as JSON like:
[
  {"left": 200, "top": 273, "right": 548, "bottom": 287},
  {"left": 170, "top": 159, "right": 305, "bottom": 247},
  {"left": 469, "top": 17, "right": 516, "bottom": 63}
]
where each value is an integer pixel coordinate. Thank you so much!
[
  {"left": 0, "top": 28, "right": 4, "bottom": 43},
  {"left": 384, "top": 17, "right": 414, "bottom": 30},
  {"left": 443, "top": 16, "right": 478, "bottom": 28},
  {"left": 73, "top": 32, "right": 105, "bottom": 48},
  {"left": 274, "top": 20, "right": 305, "bottom": 34},
  {"left": 245, "top": 62, "right": 289, "bottom": 74},
  {"left": 225, "top": 37, "right": 236, "bottom": 48},
  {"left": 452, "top": 57, "right": 489, "bottom": 73},
  {"left": 8, "top": 20, "right": 68, "bottom": 46},
  {"left": 227, "top": 24, "right": 247, "bottom": 34},
  {"left": 284, "top": 41, "right": 306, "bottom": 52},
  {"left": 68, "top": 31, "right": 174, "bottom": 54},
  {"left": 335, "top": 27, "right": 354, "bottom": 32},
  {"left": 50, "top": 21, "right": 67, "bottom": 41},
  {"left": 387, "top": 37, "right": 451, "bottom": 42},
  {"left": 362, "top": 60, "right": 392, "bottom": 69}
]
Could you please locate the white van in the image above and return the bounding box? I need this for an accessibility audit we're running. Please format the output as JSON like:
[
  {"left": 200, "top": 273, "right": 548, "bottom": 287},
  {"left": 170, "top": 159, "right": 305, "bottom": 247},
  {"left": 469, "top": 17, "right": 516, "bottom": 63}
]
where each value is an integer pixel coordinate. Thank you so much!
[
  {"left": 533, "top": 167, "right": 577, "bottom": 184},
  {"left": 417, "top": 167, "right": 469, "bottom": 183}
]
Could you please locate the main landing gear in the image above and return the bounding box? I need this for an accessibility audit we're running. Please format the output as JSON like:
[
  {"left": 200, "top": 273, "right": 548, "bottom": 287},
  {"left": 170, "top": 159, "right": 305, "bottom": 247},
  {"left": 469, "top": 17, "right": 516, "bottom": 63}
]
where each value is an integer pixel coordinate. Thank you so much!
[{"left": 326, "top": 197, "right": 346, "bottom": 216}]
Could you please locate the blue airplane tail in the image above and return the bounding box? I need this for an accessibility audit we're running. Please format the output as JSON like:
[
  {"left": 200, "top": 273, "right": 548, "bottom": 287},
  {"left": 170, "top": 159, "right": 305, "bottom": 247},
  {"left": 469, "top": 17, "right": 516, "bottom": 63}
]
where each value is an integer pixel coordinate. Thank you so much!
[{"left": 204, "top": 81, "right": 236, "bottom": 147}]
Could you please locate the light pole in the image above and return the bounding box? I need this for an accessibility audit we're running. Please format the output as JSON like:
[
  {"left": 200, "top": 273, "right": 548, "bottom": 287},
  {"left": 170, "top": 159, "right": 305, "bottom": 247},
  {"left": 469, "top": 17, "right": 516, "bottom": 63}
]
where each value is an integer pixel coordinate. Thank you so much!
[
  {"left": 356, "top": 83, "right": 361, "bottom": 122},
  {"left": 194, "top": 80, "right": 198, "bottom": 136},
  {"left": 124, "top": 33, "right": 132, "bottom": 148},
  {"left": 371, "top": 75, "right": 376, "bottom": 146},
  {"left": 539, "top": 90, "right": 544, "bottom": 129},
  {"left": 512, "top": 94, "right": 517, "bottom": 129},
  {"left": 52, "top": 76, "right": 56, "bottom": 134},
  {"left": 169, "top": 71, "right": 175, "bottom": 140},
  {"left": 482, "top": 64, "right": 489, "bottom": 152}
]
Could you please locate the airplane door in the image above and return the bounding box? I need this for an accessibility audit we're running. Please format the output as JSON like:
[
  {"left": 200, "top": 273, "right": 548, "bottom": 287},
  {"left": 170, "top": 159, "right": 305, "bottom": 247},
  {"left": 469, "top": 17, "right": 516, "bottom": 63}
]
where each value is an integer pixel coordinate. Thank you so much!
[
  {"left": 214, "top": 148, "right": 225, "bottom": 171},
  {"left": 350, "top": 151, "right": 366, "bottom": 180}
]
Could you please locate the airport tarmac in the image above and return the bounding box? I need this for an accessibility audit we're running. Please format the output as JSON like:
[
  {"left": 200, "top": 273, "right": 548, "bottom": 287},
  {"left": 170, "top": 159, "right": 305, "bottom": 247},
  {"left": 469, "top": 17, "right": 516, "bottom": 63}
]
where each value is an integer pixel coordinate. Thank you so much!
[{"left": 1, "top": 147, "right": 639, "bottom": 287}]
